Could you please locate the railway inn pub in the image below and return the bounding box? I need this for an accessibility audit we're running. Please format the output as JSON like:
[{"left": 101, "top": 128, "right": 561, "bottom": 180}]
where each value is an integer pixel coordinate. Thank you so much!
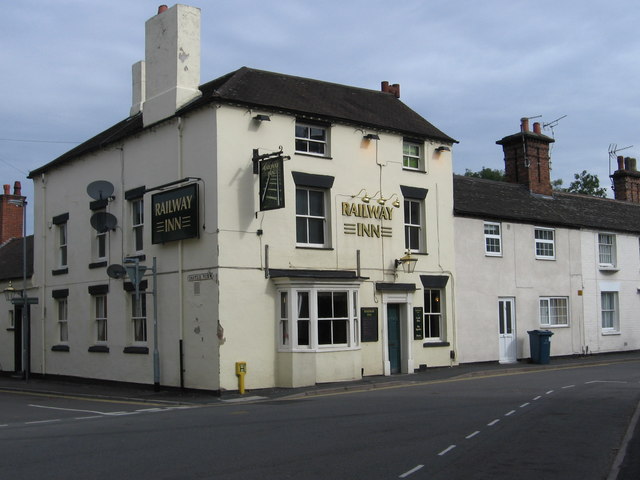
[{"left": 6, "top": 4, "right": 457, "bottom": 392}]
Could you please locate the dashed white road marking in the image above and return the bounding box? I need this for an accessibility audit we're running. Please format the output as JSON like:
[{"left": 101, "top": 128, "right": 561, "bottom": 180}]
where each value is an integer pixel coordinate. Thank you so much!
[
  {"left": 520, "top": 402, "right": 530, "bottom": 408},
  {"left": 465, "top": 431, "right": 480, "bottom": 439},
  {"left": 586, "top": 380, "right": 628, "bottom": 384},
  {"left": 533, "top": 395, "right": 541, "bottom": 401},
  {"left": 562, "top": 385, "right": 575, "bottom": 389},
  {"left": 399, "top": 465, "right": 424, "bottom": 478},
  {"left": 487, "top": 419, "right": 500, "bottom": 426},
  {"left": 505, "top": 410, "right": 516, "bottom": 416},
  {"left": 546, "top": 390, "right": 554, "bottom": 395},
  {"left": 25, "top": 419, "right": 60, "bottom": 425},
  {"left": 438, "top": 445, "right": 456, "bottom": 456}
]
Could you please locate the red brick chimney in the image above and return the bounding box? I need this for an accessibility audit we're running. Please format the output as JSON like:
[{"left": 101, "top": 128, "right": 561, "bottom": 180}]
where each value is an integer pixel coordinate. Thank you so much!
[
  {"left": 496, "top": 118, "right": 555, "bottom": 196},
  {"left": 611, "top": 156, "right": 640, "bottom": 203},
  {"left": 0, "top": 181, "right": 25, "bottom": 244},
  {"left": 381, "top": 81, "right": 400, "bottom": 98}
]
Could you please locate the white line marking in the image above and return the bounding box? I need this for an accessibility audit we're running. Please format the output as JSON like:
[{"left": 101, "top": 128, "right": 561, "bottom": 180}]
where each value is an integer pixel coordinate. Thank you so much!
[
  {"left": 0, "top": 424, "right": 8, "bottom": 427},
  {"left": 466, "top": 431, "right": 480, "bottom": 439},
  {"left": 533, "top": 396, "right": 541, "bottom": 401},
  {"left": 586, "top": 380, "right": 628, "bottom": 384},
  {"left": 488, "top": 419, "right": 500, "bottom": 426},
  {"left": 74, "top": 416, "right": 102, "bottom": 420},
  {"left": 25, "top": 419, "right": 61, "bottom": 425},
  {"left": 135, "top": 408, "right": 164, "bottom": 413},
  {"left": 546, "top": 390, "right": 554, "bottom": 395},
  {"left": 438, "top": 445, "right": 456, "bottom": 456},
  {"left": 399, "top": 465, "right": 424, "bottom": 478},
  {"left": 505, "top": 410, "right": 516, "bottom": 416},
  {"left": 562, "top": 385, "right": 575, "bottom": 389},
  {"left": 29, "top": 404, "right": 111, "bottom": 415},
  {"left": 520, "top": 402, "right": 530, "bottom": 408}
]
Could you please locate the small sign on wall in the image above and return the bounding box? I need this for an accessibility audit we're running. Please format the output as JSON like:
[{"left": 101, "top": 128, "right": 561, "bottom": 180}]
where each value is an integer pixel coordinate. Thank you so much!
[
  {"left": 413, "top": 307, "right": 424, "bottom": 340},
  {"left": 361, "top": 307, "right": 379, "bottom": 342},
  {"left": 259, "top": 156, "right": 285, "bottom": 211}
]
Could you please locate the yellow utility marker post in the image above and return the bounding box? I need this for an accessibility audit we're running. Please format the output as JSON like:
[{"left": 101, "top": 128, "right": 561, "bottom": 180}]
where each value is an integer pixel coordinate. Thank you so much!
[{"left": 235, "top": 362, "right": 247, "bottom": 394}]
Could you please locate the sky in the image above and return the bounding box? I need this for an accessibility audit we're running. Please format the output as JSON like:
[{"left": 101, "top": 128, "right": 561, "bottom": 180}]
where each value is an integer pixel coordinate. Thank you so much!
[{"left": 3, "top": 1, "right": 640, "bottom": 233}]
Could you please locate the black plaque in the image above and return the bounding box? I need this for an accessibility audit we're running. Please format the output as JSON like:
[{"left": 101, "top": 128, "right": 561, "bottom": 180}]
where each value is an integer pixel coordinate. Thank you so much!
[
  {"left": 259, "top": 156, "right": 285, "bottom": 211},
  {"left": 361, "top": 307, "right": 378, "bottom": 342},
  {"left": 413, "top": 307, "right": 424, "bottom": 340},
  {"left": 152, "top": 183, "right": 199, "bottom": 244}
]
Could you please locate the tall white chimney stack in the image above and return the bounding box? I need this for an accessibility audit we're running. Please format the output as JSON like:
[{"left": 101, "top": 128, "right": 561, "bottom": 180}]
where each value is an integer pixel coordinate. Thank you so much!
[{"left": 141, "top": 4, "right": 201, "bottom": 127}]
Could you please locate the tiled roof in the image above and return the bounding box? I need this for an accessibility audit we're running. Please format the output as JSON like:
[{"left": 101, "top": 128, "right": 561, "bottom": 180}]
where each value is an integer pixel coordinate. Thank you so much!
[
  {"left": 0, "top": 235, "right": 33, "bottom": 281},
  {"left": 29, "top": 67, "right": 454, "bottom": 177},
  {"left": 453, "top": 175, "right": 640, "bottom": 234}
]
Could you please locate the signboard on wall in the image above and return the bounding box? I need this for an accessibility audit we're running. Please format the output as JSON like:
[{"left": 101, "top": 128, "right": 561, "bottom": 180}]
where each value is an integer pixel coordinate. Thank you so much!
[
  {"left": 361, "top": 307, "right": 379, "bottom": 342},
  {"left": 413, "top": 307, "right": 424, "bottom": 340},
  {"left": 151, "top": 183, "right": 199, "bottom": 244},
  {"left": 259, "top": 156, "right": 285, "bottom": 211}
]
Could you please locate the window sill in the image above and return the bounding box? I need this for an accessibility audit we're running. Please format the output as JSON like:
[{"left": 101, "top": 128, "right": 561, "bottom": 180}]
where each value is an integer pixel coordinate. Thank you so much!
[
  {"left": 278, "top": 346, "right": 360, "bottom": 353},
  {"left": 125, "top": 254, "right": 146, "bottom": 261},
  {"left": 52, "top": 268, "right": 69, "bottom": 276},
  {"left": 402, "top": 168, "right": 427, "bottom": 174},
  {"left": 88, "top": 345, "right": 110, "bottom": 353},
  {"left": 89, "top": 261, "right": 108, "bottom": 269},
  {"left": 423, "top": 341, "right": 450, "bottom": 348},
  {"left": 601, "top": 330, "right": 621, "bottom": 336},
  {"left": 485, "top": 253, "right": 503, "bottom": 257},
  {"left": 123, "top": 346, "right": 149, "bottom": 354},
  {"left": 294, "top": 152, "right": 332, "bottom": 160},
  {"left": 535, "top": 257, "right": 556, "bottom": 261},
  {"left": 295, "top": 246, "right": 334, "bottom": 251},
  {"left": 540, "top": 324, "right": 569, "bottom": 328},
  {"left": 598, "top": 266, "right": 619, "bottom": 272},
  {"left": 6, "top": 327, "right": 15, "bottom": 331},
  {"left": 51, "top": 344, "right": 70, "bottom": 352}
]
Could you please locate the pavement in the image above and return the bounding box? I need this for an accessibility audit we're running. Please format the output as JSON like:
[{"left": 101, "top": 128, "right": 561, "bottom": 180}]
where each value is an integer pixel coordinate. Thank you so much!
[{"left": 1, "top": 351, "right": 640, "bottom": 478}]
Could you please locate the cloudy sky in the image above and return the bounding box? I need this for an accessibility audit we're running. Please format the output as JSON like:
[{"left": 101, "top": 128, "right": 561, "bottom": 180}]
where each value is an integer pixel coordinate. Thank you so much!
[{"left": 3, "top": 1, "right": 640, "bottom": 231}]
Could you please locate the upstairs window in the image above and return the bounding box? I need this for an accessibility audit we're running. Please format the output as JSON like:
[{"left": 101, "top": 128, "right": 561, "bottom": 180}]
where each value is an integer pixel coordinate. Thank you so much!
[
  {"left": 58, "top": 298, "right": 69, "bottom": 342},
  {"left": 535, "top": 228, "right": 555, "bottom": 260},
  {"left": 132, "top": 198, "right": 144, "bottom": 253},
  {"left": 404, "top": 199, "right": 424, "bottom": 252},
  {"left": 484, "top": 222, "right": 502, "bottom": 256},
  {"left": 295, "top": 123, "right": 328, "bottom": 156},
  {"left": 94, "top": 294, "right": 108, "bottom": 342},
  {"left": 598, "top": 233, "right": 616, "bottom": 268},
  {"left": 131, "top": 292, "right": 147, "bottom": 343},
  {"left": 296, "top": 188, "right": 327, "bottom": 247},
  {"left": 402, "top": 140, "right": 422, "bottom": 170},
  {"left": 601, "top": 291, "right": 619, "bottom": 332}
]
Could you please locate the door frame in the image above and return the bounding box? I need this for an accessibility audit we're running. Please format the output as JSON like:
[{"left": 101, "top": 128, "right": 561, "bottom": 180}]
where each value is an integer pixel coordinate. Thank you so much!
[{"left": 381, "top": 291, "right": 414, "bottom": 375}]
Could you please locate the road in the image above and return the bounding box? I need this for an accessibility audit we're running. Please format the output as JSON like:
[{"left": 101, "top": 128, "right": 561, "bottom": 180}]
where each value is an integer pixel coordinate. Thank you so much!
[{"left": 1, "top": 360, "right": 639, "bottom": 479}]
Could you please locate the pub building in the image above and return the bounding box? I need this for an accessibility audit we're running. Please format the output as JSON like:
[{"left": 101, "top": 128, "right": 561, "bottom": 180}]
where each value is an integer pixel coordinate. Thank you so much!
[{"left": 26, "top": 5, "right": 456, "bottom": 391}]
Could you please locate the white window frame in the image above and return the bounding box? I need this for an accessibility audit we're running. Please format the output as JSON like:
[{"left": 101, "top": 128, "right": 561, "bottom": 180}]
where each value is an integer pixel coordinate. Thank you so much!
[
  {"left": 601, "top": 291, "right": 619, "bottom": 333},
  {"left": 598, "top": 233, "right": 617, "bottom": 268},
  {"left": 402, "top": 140, "right": 423, "bottom": 171},
  {"left": 131, "top": 292, "right": 147, "bottom": 343},
  {"left": 484, "top": 222, "right": 502, "bottom": 256},
  {"left": 295, "top": 122, "right": 328, "bottom": 156},
  {"left": 95, "top": 294, "right": 108, "bottom": 343},
  {"left": 404, "top": 198, "right": 425, "bottom": 253},
  {"left": 93, "top": 209, "right": 107, "bottom": 261},
  {"left": 58, "top": 298, "right": 69, "bottom": 342},
  {"left": 296, "top": 187, "right": 329, "bottom": 247},
  {"left": 424, "top": 288, "right": 445, "bottom": 341},
  {"left": 277, "top": 284, "right": 360, "bottom": 352},
  {"left": 8, "top": 310, "right": 14, "bottom": 329},
  {"left": 132, "top": 198, "right": 144, "bottom": 253},
  {"left": 539, "top": 296, "right": 569, "bottom": 327},
  {"left": 58, "top": 222, "right": 68, "bottom": 268},
  {"left": 534, "top": 227, "right": 555, "bottom": 260}
]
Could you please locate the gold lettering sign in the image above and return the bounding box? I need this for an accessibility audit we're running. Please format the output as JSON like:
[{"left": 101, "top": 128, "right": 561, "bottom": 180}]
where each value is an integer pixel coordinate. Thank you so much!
[
  {"left": 152, "top": 184, "right": 199, "bottom": 244},
  {"left": 342, "top": 202, "right": 394, "bottom": 238}
]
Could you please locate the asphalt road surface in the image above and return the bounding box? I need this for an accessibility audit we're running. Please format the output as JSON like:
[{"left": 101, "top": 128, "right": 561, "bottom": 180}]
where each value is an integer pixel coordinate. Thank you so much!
[{"left": 1, "top": 360, "right": 639, "bottom": 479}]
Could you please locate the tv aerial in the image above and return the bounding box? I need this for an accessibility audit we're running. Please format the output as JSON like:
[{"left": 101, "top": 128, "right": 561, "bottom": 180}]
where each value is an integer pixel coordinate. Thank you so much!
[
  {"left": 87, "top": 180, "right": 115, "bottom": 201},
  {"left": 608, "top": 143, "right": 634, "bottom": 177}
]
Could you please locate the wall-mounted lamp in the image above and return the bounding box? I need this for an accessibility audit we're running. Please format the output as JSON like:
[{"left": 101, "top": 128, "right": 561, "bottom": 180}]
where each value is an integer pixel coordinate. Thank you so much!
[
  {"left": 253, "top": 114, "right": 271, "bottom": 122},
  {"left": 395, "top": 251, "right": 418, "bottom": 274},
  {"left": 435, "top": 146, "right": 450, "bottom": 152},
  {"left": 364, "top": 133, "right": 380, "bottom": 140},
  {"left": 387, "top": 193, "right": 401, "bottom": 208},
  {"left": 3, "top": 281, "right": 17, "bottom": 302}
]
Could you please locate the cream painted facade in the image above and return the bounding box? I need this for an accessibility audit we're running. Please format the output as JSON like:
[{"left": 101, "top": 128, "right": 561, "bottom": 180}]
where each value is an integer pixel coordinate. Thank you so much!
[
  {"left": 29, "top": 104, "right": 456, "bottom": 391},
  {"left": 26, "top": 3, "right": 456, "bottom": 392}
]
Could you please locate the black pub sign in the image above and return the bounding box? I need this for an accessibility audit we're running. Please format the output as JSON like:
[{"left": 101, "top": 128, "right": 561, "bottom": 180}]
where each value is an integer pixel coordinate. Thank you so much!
[
  {"left": 152, "top": 183, "right": 199, "bottom": 244},
  {"left": 259, "top": 156, "right": 285, "bottom": 211}
]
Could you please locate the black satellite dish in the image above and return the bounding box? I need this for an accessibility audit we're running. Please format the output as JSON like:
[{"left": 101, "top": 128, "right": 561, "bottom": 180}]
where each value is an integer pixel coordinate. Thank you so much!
[
  {"left": 106, "top": 264, "right": 127, "bottom": 279},
  {"left": 87, "top": 180, "right": 115, "bottom": 200},
  {"left": 90, "top": 212, "right": 118, "bottom": 233}
]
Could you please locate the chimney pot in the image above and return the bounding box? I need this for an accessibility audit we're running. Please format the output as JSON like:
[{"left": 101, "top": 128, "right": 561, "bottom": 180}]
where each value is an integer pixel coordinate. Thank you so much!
[
  {"left": 520, "top": 117, "right": 529, "bottom": 132},
  {"left": 158, "top": 5, "right": 168, "bottom": 14},
  {"left": 13, "top": 181, "right": 21, "bottom": 196},
  {"left": 3, "top": 184, "right": 9, "bottom": 195},
  {"left": 617, "top": 155, "right": 625, "bottom": 170},
  {"left": 533, "top": 122, "right": 541, "bottom": 134},
  {"left": 631, "top": 158, "right": 637, "bottom": 171},
  {"left": 380, "top": 81, "right": 400, "bottom": 98},
  {"left": 625, "top": 157, "right": 632, "bottom": 171}
]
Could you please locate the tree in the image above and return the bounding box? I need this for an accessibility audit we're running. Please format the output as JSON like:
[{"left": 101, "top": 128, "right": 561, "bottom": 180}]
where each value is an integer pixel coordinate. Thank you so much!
[
  {"left": 566, "top": 170, "right": 608, "bottom": 197},
  {"left": 463, "top": 167, "right": 505, "bottom": 181}
]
